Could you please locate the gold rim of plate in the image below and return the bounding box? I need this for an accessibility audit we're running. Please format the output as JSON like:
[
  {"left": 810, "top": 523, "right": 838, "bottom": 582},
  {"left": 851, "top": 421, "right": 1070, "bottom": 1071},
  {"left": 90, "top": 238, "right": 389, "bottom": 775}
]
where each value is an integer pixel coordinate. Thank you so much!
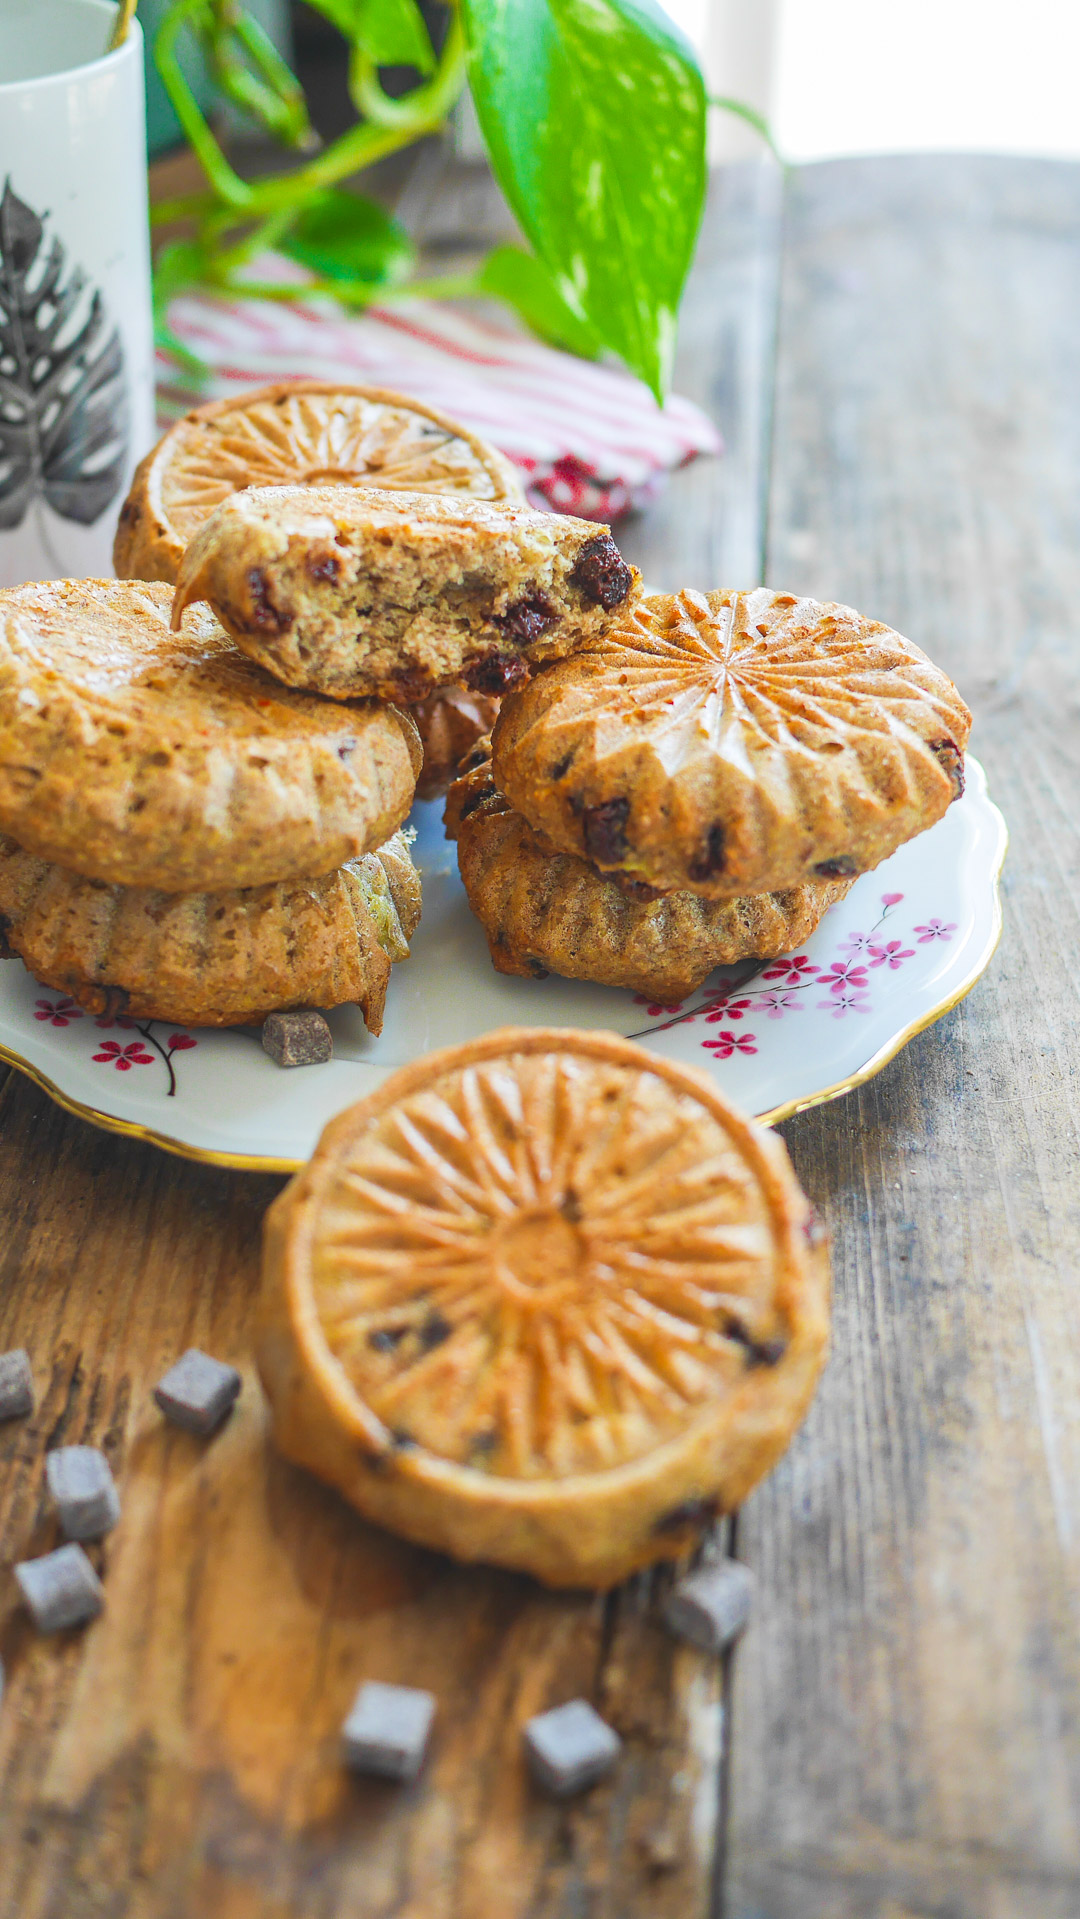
[{"left": 0, "top": 794, "right": 1008, "bottom": 1172}]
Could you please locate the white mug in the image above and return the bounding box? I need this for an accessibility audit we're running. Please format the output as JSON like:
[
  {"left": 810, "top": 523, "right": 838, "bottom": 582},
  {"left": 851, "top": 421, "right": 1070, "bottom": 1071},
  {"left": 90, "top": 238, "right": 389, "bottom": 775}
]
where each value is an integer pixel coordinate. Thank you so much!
[{"left": 0, "top": 0, "right": 155, "bottom": 585}]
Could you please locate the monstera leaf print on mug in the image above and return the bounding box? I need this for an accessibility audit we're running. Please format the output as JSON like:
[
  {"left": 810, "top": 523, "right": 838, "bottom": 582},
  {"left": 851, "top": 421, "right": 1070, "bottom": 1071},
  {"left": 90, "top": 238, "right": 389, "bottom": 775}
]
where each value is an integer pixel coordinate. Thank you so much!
[
  {"left": 0, "top": 3, "right": 155, "bottom": 585},
  {"left": 0, "top": 181, "right": 129, "bottom": 560}
]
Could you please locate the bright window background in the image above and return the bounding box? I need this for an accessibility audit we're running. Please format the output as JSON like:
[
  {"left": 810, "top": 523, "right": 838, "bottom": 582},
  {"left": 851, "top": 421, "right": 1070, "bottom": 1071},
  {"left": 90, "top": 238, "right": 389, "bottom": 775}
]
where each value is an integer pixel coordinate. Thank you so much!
[
  {"left": 661, "top": 0, "right": 1080, "bottom": 163},
  {"left": 775, "top": 0, "right": 1080, "bottom": 161}
]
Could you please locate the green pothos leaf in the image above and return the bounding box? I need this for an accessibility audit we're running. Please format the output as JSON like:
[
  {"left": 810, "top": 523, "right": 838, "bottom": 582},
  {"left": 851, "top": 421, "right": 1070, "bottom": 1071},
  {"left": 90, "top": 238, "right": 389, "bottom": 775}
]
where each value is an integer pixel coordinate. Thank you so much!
[
  {"left": 460, "top": 0, "right": 706, "bottom": 399},
  {"left": 279, "top": 188, "right": 415, "bottom": 287},
  {"left": 477, "top": 246, "right": 603, "bottom": 359},
  {"left": 305, "top": 0, "right": 436, "bottom": 73}
]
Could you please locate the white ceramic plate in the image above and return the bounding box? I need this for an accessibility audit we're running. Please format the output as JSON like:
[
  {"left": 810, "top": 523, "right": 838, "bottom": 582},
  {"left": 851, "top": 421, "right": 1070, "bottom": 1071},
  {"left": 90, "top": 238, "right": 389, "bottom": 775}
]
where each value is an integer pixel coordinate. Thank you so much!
[{"left": 0, "top": 757, "right": 1006, "bottom": 1170}]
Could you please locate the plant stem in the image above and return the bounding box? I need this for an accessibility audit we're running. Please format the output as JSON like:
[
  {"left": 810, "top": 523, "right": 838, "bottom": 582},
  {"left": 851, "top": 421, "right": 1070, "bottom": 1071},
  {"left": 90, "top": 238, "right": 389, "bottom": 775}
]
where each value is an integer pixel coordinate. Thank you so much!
[{"left": 154, "top": 0, "right": 255, "bottom": 208}]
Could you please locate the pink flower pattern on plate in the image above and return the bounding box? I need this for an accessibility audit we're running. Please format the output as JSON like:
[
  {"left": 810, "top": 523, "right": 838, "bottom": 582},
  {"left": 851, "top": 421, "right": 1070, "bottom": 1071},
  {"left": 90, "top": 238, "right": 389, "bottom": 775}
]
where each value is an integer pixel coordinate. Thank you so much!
[
  {"left": 823, "top": 960, "right": 870, "bottom": 994},
  {"left": 34, "top": 997, "right": 83, "bottom": 1027},
  {"left": 868, "top": 939, "right": 915, "bottom": 970},
  {"left": 914, "top": 919, "right": 956, "bottom": 942},
  {"left": 702, "top": 1029, "right": 758, "bottom": 1059},
  {"left": 89, "top": 1017, "right": 199, "bottom": 1095},
  {"left": 762, "top": 955, "right": 820, "bottom": 986},
  {"left": 818, "top": 989, "right": 872, "bottom": 1018},
  {"left": 759, "top": 991, "right": 804, "bottom": 1019},
  {"left": 632, "top": 994, "right": 684, "bottom": 1018},
  {"left": 92, "top": 1040, "right": 154, "bottom": 1071},
  {"left": 704, "top": 996, "right": 753, "bottom": 1024}
]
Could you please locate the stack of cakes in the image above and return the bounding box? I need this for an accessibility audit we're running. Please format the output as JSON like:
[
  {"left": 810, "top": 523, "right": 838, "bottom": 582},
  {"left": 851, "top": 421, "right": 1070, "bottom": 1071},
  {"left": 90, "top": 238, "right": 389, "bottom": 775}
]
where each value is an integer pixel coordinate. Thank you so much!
[
  {"left": 0, "top": 580, "right": 422, "bottom": 1032},
  {"left": 445, "top": 585, "right": 973, "bottom": 1002},
  {"left": 113, "top": 380, "right": 535, "bottom": 799}
]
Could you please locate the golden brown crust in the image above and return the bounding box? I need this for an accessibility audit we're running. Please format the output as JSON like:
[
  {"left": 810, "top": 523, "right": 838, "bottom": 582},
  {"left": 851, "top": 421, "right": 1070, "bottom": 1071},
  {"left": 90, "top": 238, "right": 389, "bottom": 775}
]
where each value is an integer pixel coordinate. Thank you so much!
[
  {"left": 256, "top": 1027, "right": 830, "bottom": 1588},
  {"left": 411, "top": 689, "right": 502, "bottom": 801},
  {"left": 0, "top": 830, "right": 420, "bottom": 1031},
  {"left": 113, "top": 379, "right": 525, "bottom": 585},
  {"left": 0, "top": 580, "right": 420, "bottom": 892},
  {"left": 170, "top": 485, "right": 640, "bottom": 703},
  {"left": 447, "top": 760, "right": 851, "bottom": 1001},
  {"left": 493, "top": 587, "right": 973, "bottom": 899}
]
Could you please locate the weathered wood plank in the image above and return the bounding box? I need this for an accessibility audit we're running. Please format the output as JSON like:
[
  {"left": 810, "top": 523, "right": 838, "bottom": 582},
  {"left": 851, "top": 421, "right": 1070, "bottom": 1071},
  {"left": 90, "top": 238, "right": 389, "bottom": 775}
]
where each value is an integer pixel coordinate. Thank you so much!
[
  {"left": 619, "top": 160, "right": 782, "bottom": 593},
  {"left": 0, "top": 162, "right": 774, "bottom": 1916},
  {"left": 725, "top": 155, "right": 1080, "bottom": 1919}
]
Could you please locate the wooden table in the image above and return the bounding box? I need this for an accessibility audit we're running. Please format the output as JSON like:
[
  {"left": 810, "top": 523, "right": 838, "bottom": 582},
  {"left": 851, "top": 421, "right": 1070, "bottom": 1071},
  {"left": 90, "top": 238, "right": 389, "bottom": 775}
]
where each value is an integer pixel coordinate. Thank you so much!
[{"left": 2, "top": 154, "right": 1079, "bottom": 1918}]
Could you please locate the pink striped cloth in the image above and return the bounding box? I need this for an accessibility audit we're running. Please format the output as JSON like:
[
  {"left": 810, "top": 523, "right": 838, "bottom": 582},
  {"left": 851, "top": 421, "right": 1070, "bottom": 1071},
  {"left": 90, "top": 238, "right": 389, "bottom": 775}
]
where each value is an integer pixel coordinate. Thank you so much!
[{"left": 160, "top": 289, "right": 721, "bottom": 522}]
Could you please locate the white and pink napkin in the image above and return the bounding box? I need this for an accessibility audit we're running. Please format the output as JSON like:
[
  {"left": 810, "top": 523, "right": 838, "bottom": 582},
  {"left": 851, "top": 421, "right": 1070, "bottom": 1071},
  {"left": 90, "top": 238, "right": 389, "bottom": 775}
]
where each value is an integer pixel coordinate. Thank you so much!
[{"left": 160, "top": 290, "right": 721, "bottom": 522}]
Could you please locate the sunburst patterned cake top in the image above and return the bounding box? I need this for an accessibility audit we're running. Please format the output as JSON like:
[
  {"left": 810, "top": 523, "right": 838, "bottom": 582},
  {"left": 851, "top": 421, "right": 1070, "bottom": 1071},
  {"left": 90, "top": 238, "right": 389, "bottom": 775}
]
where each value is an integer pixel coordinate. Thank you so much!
[
  {"left": 493, "top": 587, "right": 972, "bottom": 899},
  {"left": 308, "top": 1041, "right": 797, "bottom": 1481}
]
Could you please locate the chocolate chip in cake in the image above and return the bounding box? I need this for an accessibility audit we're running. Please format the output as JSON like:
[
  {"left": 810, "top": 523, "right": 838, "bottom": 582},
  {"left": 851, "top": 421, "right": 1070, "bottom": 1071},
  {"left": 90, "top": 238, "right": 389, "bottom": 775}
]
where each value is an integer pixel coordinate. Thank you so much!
[
  {"left": 582, "top": 797, "right": 630, "bottom": 865},
  {"left": 457, "top": 781, "right": 497, "bottom": 822},
  {"left": 688, "top": 823, "right": 728, "bottom": 883},
  {"left": 930, "top": 736, "right": 965, "bottom": 799},
  {"left": 813, "top": 857, "right": 859, "bottom": 879},
  {"left": 570, "top": 535, "right": 633, "bottom": 610},
  {"left": 464, "top": 652, "right": 531, "bottom": 696},
  {"left": 307, "top": 550, "right": 341, "bottom": 585},
  {"left": 653, "top": 1496, "right": 720, "bottom": 1536},
  {"left": 494, "top": 592, "right": 557, "bottom": 646},
  {"left": 246, "top": 567, "right": 291, "bottom": 633}
]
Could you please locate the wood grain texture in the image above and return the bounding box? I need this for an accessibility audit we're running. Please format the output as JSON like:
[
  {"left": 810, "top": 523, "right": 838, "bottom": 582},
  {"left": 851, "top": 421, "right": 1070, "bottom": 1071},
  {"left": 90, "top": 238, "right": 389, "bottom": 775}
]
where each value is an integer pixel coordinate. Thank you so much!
[
  {"left": 0, "top": 1071, "right": 727, "bottom": 1919},
  {"left": 725, "top": 156, "right": 1080, "bottom": 1919},
  {"left": 0, "top": 162, "right": 770, "bottom": 1918}
]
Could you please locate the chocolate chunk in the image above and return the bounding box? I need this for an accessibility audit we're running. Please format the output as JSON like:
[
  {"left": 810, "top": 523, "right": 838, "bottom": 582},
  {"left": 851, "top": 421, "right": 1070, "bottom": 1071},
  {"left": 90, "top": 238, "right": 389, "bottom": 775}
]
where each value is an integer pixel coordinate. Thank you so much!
[
  {"left": 525, "top": 956, "right": 550, "bottom": 979},
  {"left": 551, "top": 752, "right": 575, "bottom": 781},
  {"left": 930, "top": 735, "right": 965, "bottom": 799},
  {"left": 813, "top": 857, "right": 859, "bottom": 879},
  {"left": 16, "top": 1545, "right": 103, "bottom": 1633},
  {"left": 154, "top": 1349, "right": 242, "bottom": 1435},
  {"left": 523, "top": 1699, "right": 621, "bottom": 1797},
  {"left": 459, "top": 742, "right": 493, "bottom": 775},
  {"left": 245, "top": 567, "right": 291, "bottom": 633},
  {"left": 663, "top": 1559, "right": 754, "bottom": 1656},
  {"left": 262, "top": 1009, "right": 333, "bottom": 1068},
  {"left": 0, "top": 1349, "right": 33, "bottom": 1421},
  {"left": 336, "top": 736, "right": 357, "bottom": 762},
  {"left": 46, "top": 1446, "right": 121, "bottom": 1541},
  {"left": 494, "top": 592, "right": 557, "bottom": 646},
  {"left": 688, "top": 824, "right": 727, "bottom": 883},
  {"left": 653, "top": 1496, "right": 719, "bottom": 1536},
  {"left": 342, "top": 1681, "right": 435, "bottom": 1781},
  {"left": 570, "top": 535, "right": 633, "bottom": 610},
  {"left": 582, "top": 797, "right": 630, "bottom": 866},
  {"left": 0, "top": 914, "right": 13, "bottom": 960},
  {"left": 464, "top": 652, "right": 531, "bottom": 697},
  {"left": 307, "top": 550, "right": 341, "bottom": 585}
]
